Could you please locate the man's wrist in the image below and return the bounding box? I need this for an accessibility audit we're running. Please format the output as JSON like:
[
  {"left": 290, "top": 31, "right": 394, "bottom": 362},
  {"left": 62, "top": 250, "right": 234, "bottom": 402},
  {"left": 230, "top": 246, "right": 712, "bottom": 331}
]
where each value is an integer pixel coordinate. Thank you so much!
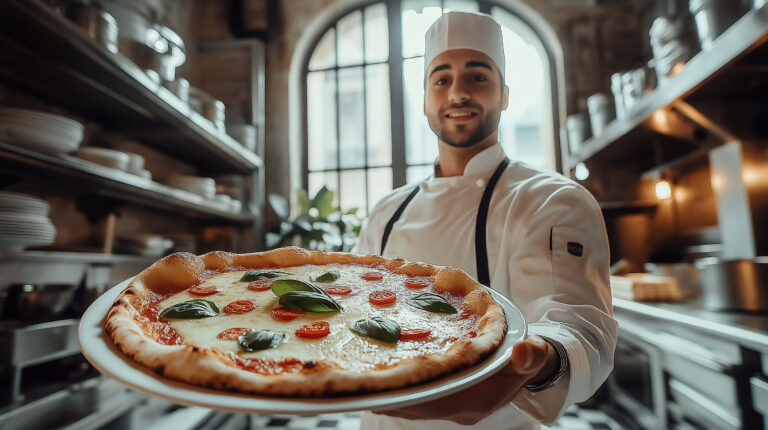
[{"left": 524, "top": 337, "right": 568, "bottom": 392}]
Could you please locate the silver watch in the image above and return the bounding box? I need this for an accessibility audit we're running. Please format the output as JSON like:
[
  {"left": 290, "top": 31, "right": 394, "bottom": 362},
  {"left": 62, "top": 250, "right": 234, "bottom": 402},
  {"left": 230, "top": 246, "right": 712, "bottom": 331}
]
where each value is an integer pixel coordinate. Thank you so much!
[{"left": 524, "top": 336, "right": 568, "bottom": 393}]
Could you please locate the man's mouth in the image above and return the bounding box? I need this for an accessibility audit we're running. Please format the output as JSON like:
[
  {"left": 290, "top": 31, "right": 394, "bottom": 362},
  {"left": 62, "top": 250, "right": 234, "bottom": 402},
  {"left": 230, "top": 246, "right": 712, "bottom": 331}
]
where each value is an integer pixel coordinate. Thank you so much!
[{"left": 444, "top": 110, "right": 478, "bottom": 121}]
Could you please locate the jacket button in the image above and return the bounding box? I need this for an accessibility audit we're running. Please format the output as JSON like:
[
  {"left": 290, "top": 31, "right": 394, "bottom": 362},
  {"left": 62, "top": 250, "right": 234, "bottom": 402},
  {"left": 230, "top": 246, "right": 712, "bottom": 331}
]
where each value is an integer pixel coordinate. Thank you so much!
[{"left": 476, "top": 179, "right": 486, "bottom": 188}]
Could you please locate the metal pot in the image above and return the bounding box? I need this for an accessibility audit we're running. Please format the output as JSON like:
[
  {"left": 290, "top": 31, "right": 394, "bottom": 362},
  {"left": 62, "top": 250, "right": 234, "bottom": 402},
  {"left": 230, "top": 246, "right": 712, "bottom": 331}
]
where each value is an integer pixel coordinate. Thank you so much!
[
  {"left": 65, "top": 2, "right": 118, "bottom": 54},
  {"left": 8, "top": 283, "right": 77, "bottom": 321},
  {"left": 689, "top": 0, "right": 750, "bottom": 50},
  {"left": 695, "top": 257, "right": 768, "bottom": 312},
  {"left": 587, "top": 93, "right": 614, "bottom": 138}
]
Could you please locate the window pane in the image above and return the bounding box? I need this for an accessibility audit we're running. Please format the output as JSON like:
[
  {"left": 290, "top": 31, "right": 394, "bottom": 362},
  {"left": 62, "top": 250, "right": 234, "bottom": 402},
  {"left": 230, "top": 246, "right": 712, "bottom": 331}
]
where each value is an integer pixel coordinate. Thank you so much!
[
  {"left": 309, "top": 28, "right": 335, "bottom": 70},
  {"left": 367, "top": 167, "right": 393, "bottom": 214},
  {"left": 338, "top": 67, "right": 366, "bottom": 168},
  {"left": 402, "top": 57, "right": 438, "bottom": 165},
  {"left": 366, "top": 64, "right": 392, "bottom": 166},
  {"left": 443, "top": 0, "right": 479, "bottom": 13},
  {"left": 365, "top": 3, "right": 389, "bottom": 63},
  {"left": 337, "top": 11, "right": 364, "bottom": 67},
  {"left": 401, "top": 0, "right": 442, "bottom": 58},
  {"left": 492, "top": 6, "right": 554, "bottom": 171},
  {"left": 307, "top": 70, "right": 338, "bottom": 171},
  {"left": 308, "top": 172, "right": 339, "bottom": 208},
  {"left": 339, "top": 169, "right": 366, "bottom": 215},
  {"left": 406, "top": 165, "right": 433, "bottom": 185}
]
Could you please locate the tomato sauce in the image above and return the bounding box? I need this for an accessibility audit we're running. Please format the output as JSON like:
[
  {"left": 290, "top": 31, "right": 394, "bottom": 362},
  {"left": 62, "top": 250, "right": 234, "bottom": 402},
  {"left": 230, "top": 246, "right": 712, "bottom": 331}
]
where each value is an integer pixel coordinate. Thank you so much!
[{"left": 136, "top": 296, "right": 183, "bottom": 345}]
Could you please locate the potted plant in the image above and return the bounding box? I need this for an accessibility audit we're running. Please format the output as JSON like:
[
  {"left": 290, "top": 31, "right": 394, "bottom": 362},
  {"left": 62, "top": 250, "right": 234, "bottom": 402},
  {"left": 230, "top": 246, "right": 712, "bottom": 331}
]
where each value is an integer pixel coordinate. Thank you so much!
[{"left": 265, "top": 186, "right": 361, "bottom": 251}]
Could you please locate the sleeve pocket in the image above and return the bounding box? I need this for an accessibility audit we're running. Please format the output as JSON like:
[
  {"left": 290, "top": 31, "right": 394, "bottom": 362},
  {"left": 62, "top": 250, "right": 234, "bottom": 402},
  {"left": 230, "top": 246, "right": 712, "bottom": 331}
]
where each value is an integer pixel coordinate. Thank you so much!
[{"left": 551, "top": 225, "right": 591, "bottom": 289}]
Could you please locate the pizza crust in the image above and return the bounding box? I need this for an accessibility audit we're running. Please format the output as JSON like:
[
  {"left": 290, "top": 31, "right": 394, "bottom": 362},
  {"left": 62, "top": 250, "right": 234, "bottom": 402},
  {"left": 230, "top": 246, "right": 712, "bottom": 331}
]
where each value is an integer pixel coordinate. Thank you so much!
[{"left": 105, "top": 246, "right": 508, "bottom": 396}]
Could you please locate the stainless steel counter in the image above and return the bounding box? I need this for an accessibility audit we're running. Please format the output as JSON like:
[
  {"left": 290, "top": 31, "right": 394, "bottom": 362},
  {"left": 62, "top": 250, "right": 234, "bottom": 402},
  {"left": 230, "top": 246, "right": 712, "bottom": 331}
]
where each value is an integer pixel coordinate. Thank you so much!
[{"left": 613, "top": 297, "right": 768, "bottom": 351}]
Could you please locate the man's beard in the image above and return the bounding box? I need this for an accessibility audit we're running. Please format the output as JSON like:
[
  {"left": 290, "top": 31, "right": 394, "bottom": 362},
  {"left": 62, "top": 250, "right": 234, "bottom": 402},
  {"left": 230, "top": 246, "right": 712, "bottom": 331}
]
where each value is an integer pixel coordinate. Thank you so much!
[{"left": 427, "top": 104, "right": 501, "bottom": 148}]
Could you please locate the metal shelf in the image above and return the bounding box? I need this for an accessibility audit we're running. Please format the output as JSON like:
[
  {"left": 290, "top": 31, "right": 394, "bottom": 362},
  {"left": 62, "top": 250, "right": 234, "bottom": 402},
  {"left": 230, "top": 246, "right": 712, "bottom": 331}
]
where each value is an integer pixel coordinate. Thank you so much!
[
  {"left": 0, "top": 142, "right": 255, "bottom": 223},
  {"left": 569, "top": 5, "right": 768, "bottom": 169},
  {"left": 0, "top": 0, "right": 262, "bottom": 174}
]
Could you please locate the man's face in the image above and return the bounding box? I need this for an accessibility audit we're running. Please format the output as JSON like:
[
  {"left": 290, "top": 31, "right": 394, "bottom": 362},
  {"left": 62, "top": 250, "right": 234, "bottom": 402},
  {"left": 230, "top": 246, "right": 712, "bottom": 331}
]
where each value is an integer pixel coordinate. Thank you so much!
[{"left": 424, "top": 49, "right": 509, "bottom": 148}]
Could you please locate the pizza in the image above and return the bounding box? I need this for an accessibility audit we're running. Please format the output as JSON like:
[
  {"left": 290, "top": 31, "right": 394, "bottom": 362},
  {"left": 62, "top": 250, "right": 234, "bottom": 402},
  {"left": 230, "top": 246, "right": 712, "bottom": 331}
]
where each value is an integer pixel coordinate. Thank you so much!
[{"left": 105, "top": 246, "right": 507, "bottom": 397}]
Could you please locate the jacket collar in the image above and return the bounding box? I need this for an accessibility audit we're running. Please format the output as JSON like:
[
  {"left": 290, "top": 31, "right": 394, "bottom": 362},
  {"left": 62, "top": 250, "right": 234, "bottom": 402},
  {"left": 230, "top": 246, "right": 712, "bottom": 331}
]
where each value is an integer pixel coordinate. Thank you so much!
[{"left": 432, "top": 144, "right": 507, "bottom": 178}]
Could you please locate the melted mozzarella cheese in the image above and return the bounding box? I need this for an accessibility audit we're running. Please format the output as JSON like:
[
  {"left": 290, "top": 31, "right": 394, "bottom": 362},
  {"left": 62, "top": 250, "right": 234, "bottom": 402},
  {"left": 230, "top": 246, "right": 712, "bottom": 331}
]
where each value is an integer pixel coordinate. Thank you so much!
[{"left": 158, "top": 264, "right": 475, "bottom": 372}]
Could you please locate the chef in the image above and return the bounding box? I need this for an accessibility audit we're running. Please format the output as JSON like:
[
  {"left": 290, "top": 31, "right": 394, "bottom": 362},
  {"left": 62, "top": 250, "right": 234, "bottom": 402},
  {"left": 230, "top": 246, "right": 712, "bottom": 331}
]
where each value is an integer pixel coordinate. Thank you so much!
[{"left": 352, "top": 11, "right": 617, "bottom": 430}]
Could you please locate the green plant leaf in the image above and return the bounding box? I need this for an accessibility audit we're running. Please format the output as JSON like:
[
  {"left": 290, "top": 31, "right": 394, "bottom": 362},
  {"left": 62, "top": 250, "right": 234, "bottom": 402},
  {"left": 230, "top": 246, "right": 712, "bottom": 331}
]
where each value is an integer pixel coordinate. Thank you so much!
[
  {"left": 268, "top": 193, "right": 290, "bottom": 220},
  {"left": 278, "top": 291, "right": 342, "bottom": 312},
  {"left": 311, "top": 270, "right": 340, "bottom": 283},
  {"left": 313, "top": 187, "right": 335, "bottom": 219},
  {"left": 297, "top": 189, "right": 312, "bottom": 215},
  {"left": 270, "top": 279, "right": 329, "bottom": 297},
  {"left": 265, "top": 232, "right": 282, "bottom": 248},
  {"left": 240, "top": 270, "right": 289, "bottom": 282},
  {"left": 294, "top": 215, "right": 313, "bottom": 232},
  {"left": 238, "top": 330, "right": 286, "bottom": 352},
  {"left": 159, "top": 300, "right": 219, "bottom": 319},
  {"left": 406, "top": 293, "right": 458, "bottom": 314},
  {"left": 349, "top": 317, "right": 400, "bottom": 343}
]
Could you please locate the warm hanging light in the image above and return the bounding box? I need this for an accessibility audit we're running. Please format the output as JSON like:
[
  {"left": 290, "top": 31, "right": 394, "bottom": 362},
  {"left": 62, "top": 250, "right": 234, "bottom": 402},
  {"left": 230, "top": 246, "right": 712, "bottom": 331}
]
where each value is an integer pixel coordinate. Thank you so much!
[
  {"left": 574, "top": 162, "right": 590, "bottom": 181},
  {"left": 655, "top": 180, "right": 672, "bottom": 199}
]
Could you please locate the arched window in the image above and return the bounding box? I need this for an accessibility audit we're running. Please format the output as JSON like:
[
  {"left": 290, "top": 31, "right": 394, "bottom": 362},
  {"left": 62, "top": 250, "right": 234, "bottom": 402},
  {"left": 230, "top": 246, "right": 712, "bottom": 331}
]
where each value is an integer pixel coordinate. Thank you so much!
[{"left": 300, "top": 1, "right": 562, "bottom": 216}]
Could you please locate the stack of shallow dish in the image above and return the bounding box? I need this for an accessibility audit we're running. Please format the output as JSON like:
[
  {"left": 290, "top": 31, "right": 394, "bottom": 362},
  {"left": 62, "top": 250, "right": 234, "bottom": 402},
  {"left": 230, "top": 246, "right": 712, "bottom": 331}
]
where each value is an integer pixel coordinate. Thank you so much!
[
  {"left": 0, "top": 108, "right": 83, "bottom": 155},
  {"left": 167, "top": 175, "right": 216, "bottom": 200},
  {"left": 0, "top": 192, "right": 56, "bottom": 251}
]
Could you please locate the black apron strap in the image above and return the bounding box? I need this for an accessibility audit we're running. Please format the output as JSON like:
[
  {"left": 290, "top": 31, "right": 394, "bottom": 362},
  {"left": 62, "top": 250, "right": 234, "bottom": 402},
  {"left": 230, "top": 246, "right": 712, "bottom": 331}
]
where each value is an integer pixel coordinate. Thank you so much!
[
  {"left": 380, "top": 185, "right": 420, "bottom": 255},
  {"left": 475, "top": 157, "right": 510, "bottom": 287}
]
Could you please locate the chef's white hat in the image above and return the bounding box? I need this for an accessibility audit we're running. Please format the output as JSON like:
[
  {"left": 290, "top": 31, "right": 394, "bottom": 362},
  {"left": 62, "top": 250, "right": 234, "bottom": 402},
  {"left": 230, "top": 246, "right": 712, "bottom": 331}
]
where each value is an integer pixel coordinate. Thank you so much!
[{"left": 424, "top": 12, "right": 505, "bottom": 79}]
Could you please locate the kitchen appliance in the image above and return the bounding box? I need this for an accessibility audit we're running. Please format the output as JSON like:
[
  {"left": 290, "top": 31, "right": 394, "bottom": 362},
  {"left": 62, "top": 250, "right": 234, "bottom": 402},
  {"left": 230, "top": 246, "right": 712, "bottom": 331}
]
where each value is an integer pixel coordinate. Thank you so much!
[
  {"left": 64, "top": 2, "right": 118, "bottom": 54},
  {"left": 586, "top": 93, "right": 614, "bottom": 138},
  {"left": 689, "top": 0, "right": 750, "bottom": 50},
  {"left": 695, "top": 257, "right": 768, "bottom": 312}
]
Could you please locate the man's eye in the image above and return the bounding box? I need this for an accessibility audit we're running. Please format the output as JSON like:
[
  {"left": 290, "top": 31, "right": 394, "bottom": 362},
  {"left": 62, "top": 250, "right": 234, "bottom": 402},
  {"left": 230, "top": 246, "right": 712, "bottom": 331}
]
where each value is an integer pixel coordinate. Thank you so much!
[
  {"left": 435, "top": 79, "right": 447, "bottom": 85},
  {"left": 472, "top": 75, "right": 488, "bottom": 82}
]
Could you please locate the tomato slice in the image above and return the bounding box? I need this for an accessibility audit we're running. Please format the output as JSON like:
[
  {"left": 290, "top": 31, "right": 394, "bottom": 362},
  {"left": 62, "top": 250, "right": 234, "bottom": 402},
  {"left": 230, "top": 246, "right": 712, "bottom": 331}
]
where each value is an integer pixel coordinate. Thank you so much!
[
  {"left": 223, "top": 300, "right": 256, "bottom": 314},
  {"left": 217, "top": 327, "right": 249, "bottom": 341},
  {"left": 189, "top": 285, "right": 220, "bottom": 296},
  {"left": 295, "top": 321, "right": 330, "bottom": 339},
  {"left": 247, "top": 280, "right": 273, "bottom": 291},
  {"left": 399, "top": 328, "right": 431, "bottom": 341},
  {"left": 369, "top": 290, "right": 396, "bottom": 306},
  {"left": 271, "top": 307, "right": 304, "bottom": 321},
  {"left": 361, "top": 271, "right": 383, "bottom": 281},
  {"left": 405, "top": 279, "right": 430, "bottom": 289},
  {"left": 325, "top": 286, "right": 352, "bottom": 295}
]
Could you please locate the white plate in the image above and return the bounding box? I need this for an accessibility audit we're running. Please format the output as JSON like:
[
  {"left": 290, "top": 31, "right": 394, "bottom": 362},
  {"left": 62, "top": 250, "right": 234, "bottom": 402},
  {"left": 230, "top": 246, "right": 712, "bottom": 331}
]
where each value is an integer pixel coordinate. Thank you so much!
[{"left": 79, "top": 278, "right": 526, "bottom": 414}]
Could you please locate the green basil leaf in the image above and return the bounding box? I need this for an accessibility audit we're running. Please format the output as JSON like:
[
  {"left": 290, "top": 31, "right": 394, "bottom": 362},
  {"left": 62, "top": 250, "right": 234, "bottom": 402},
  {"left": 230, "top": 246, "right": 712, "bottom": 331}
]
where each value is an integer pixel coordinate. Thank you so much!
[
  {"left": 271, "top": 279, "right": 330, "bottom": 298},
  {"left": 239, "top": 270, "right": 289, "bottom": 282},
  {"left": 238, "top": 330, "right": 286, "bottom": 352},
  {"left": 349, "top": 317, "right": 400, "bottom": 343},
  {"left": 278, "top": 291, "right": 342, "bottom": 312},
  {"left": 406, "top": 293, "right": 458, "bottom": 314},
  {"left": 311, "top": 269, "right": 340, "bottom": 283},
  {"left": 159, "top": 299, "right": 219, "bottom": 319}
]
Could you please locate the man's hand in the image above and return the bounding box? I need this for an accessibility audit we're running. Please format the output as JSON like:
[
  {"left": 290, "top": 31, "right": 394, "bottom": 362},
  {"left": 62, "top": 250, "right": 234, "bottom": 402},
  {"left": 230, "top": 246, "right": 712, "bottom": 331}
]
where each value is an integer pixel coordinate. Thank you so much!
[{"left": 374, "top": 335, "right": 557, "bottom": 425}]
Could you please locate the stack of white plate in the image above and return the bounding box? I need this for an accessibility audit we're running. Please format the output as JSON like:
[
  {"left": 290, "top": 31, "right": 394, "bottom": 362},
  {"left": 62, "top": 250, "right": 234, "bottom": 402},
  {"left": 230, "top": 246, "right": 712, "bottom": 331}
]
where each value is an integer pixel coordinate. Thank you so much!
[
  {"left": 0, "top": 192, "right": 56, "bottom": 251},
  {"left": 75, "top": 147, "right": 131, "bottom": 171},
  {"left": 167, "top": 175, "right": 216, "bottom": 200},
  {"left": 0, "top": 108, "right": 84, "bottom": 155}
]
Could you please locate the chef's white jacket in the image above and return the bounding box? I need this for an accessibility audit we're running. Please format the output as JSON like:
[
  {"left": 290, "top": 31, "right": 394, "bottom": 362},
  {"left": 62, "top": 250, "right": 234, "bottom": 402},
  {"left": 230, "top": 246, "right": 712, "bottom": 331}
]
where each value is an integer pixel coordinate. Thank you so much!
[{"left": 352, "top": 144, "right": 617, "bottom": 430}]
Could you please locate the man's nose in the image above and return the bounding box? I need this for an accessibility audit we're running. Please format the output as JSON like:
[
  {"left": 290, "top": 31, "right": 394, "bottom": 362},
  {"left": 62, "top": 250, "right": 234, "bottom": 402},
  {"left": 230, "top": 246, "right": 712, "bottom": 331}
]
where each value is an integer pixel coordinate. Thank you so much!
[{"left": 448, "top": 79, "right": 470, "bottom": 103}]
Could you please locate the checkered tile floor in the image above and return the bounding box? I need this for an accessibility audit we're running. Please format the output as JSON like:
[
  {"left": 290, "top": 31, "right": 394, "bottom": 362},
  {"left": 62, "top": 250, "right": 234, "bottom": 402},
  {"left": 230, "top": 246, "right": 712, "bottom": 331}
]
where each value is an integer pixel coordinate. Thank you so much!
[{"left": 248, "top": 404, "right": 625, "bottom": 429}]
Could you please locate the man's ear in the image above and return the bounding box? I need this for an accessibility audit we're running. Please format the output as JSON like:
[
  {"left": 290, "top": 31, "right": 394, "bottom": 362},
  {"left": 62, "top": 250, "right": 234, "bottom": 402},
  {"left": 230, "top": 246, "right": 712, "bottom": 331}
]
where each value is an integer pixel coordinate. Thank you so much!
[{"left": 501, "top": 84, "right": 509, "bottom": 111}]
